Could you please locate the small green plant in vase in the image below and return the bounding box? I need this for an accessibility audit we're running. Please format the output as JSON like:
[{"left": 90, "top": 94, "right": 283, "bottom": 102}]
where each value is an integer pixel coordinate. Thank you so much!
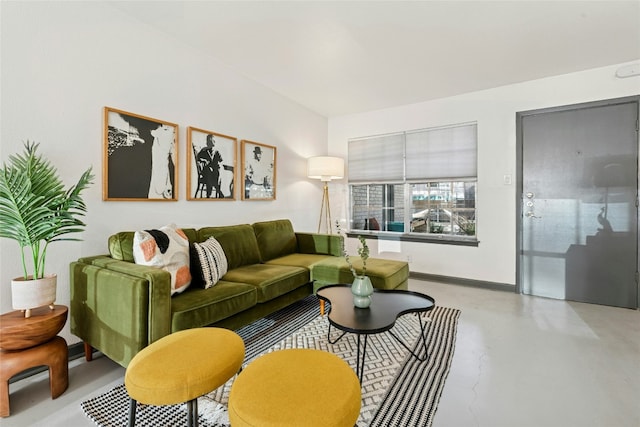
[{"left": 336, "top": 221, "right": 374, "bottom": 308}]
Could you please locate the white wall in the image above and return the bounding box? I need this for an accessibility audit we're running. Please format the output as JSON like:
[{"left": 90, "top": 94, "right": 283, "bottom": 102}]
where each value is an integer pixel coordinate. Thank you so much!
[
  {"left": 0, "top": 1, "right": 328, "bottom": 343},
  {"left": 329, "top": 61, "right": 640, "bottom": 286}
]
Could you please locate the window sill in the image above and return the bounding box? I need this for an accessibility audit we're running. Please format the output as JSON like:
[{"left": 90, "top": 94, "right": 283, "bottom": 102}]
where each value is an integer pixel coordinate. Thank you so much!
[{"left": 346, "top": 231, "right": 479, "bottom": 247}]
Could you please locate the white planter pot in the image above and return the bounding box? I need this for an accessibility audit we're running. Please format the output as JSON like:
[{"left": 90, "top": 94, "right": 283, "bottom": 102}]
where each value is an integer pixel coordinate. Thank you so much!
[{"left": 11, "top": 274, "right": 57, "bottom": 318}]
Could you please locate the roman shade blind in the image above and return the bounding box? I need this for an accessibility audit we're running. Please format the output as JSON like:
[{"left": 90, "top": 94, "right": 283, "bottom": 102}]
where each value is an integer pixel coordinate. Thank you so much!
[
  {"left": 405, "top": 123, "right": 477, "bottom": 180},
  {"left": 348, "top": 132, "right": 404, "bottom": 182},
  {"left": 348, "top": 122, "right": 477, "bottom": 182}
]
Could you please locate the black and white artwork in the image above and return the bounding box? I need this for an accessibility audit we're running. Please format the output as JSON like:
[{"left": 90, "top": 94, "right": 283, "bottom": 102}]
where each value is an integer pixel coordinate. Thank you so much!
[
  {"left": 104, "top": 107, "right": 178, "bottom": 201},
  {"left": 241, "top": 140, "right": 276, "bottom": 200},
  {"left": 187, "top": 127, "right": 237, "bottom": 200}
]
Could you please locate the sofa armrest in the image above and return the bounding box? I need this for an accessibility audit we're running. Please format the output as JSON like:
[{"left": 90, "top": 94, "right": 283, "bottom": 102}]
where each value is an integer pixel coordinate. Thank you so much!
[
  {"left": 295, "top": 232, "right": 343, "bottom": 257},
  {"left": 87, "top": 257, "right": 173, "bottom": 342},
  {"left": 70, "top": 257, "right": 172, "bottom": 367}
]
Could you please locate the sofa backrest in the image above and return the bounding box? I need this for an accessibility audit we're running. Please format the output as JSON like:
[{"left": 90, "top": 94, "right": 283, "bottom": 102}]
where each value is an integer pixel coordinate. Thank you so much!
[
  {"left": 252, "top": 219, "right": 297, "bottom": 262},
  {"left": 108, "top": 232, "right": 136, "bottom": 262},
  {"left": 198, "top": 224, "right": 261, "bottom": 269},
  {"left": 108, "top": 228, "right": 197, "bottom": 262}
]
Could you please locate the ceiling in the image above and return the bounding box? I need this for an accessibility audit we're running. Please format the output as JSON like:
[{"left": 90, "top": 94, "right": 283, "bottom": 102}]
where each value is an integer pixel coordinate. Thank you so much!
[{"left": 110, "top": 1, "right": 640, "bottom": 118}]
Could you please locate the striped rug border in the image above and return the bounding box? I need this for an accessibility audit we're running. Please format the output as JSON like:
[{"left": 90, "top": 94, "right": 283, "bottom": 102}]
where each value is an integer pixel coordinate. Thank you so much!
[{"left": 369, "top": 306, "right": 460, "bottom": 427}]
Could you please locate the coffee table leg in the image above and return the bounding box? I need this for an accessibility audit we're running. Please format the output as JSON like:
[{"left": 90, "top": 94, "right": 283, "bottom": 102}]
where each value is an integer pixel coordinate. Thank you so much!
[
  {"left": 356, "top": 334, "right": 360, "bottom": 381},
  {"left": 418, "top": 314, "right": 429, "bottom": 356},
  {"left": 326, "top": 323, "right": 347, "bottom": 345},
  {"left": 388, "top": 314, "right": 429, "bottom": 362},
  {"left": 355, "top": 334, "right": 368, "bottom": 383},
  {"left": 359, "top": 335, "right": 368, "bottom": 382}
]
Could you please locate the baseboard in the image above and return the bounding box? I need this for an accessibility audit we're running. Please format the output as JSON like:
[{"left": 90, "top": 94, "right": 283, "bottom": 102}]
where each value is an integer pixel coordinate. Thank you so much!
[
  {"left": 410, "top": 271, "right": 515, "bottom": 293},
  {"left": 8, "top": 341, "right": 86, "bottom": 384}
]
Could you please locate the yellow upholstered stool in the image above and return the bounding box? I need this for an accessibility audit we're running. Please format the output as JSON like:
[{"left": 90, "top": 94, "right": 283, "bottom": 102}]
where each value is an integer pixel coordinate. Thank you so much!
[
  {"left": 125, "top": 328, "right": 244, "bottom": 427},
  {"left": 229, "top": 348, "right": 361, "bottom": 427}
]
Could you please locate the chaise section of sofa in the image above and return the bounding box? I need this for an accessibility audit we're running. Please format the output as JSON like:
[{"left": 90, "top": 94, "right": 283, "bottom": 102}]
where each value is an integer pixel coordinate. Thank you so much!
[{"left": 311, "top": 256, "right": 409, "bottom": 291}]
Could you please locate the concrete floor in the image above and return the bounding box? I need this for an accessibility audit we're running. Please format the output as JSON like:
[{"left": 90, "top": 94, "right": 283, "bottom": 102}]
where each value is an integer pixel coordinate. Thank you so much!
[{"left": 3, "top": 279, "right": 639, "bottom": 427}]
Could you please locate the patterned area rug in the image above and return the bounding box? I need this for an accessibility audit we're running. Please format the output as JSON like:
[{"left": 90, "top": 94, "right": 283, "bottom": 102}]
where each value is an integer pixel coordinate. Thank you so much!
[{"left": 81, "top": 296, "right": 460, "bottom": 427}]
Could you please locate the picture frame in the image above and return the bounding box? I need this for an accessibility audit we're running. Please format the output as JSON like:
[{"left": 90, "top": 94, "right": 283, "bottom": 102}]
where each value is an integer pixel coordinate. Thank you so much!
[
  {"left": 241, "top": 140, "right": 276, "bottom": 200},
  {"left": 187, "top": 127, "right": 237, "bottom": 200},
  {"left": 103, "top": 107, "right": 178, "bottom": 201}
]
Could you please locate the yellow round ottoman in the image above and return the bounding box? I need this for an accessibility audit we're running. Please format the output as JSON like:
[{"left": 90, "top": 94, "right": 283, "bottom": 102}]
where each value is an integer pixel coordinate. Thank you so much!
[
  {"left": 125, "top": 328, "right": 244, "bottom": 427},
  {"left": 228, "top": 348, "right": 361, "bottom": 427}
]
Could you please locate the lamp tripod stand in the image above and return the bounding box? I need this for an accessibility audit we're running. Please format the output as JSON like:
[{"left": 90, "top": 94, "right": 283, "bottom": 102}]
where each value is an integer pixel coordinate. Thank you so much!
[
  {"left": 317, "top": 181, "right": 333, "bottom": 234},
  {"left": 307, "top": 156, "right": 344, "bottom": 234}
]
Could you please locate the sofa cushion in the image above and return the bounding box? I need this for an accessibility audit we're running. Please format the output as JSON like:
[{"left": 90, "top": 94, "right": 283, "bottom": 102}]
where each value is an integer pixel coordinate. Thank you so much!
[
  {"left": 132, "top": 224, "right": 192, "bottom": 295},
  {"left": 222, "top": 264, "right": 309, "bottom": 303},
  {"left": 265, "top": 253, "right": 332, "bottom": 270},
  {"left": 109, "top": 228, "right": 197, "bottom": 262},
  {"left": 252, "top": 219, "right": 297, "bottom": 262},
  {"left": 170, "top": 281, "right": 257, "bottom": 331},
  {"left": 109, "top": 232, "right": 136, "bottom": 262},
  {"left": 198, "top": 225, "right": 261, "bottom": 269},
  {"left": 192, "top": 237, "right": 228, "bottom": 289},
  {"left": 295, "top": 232, "right": 343, "bottom": 257}
]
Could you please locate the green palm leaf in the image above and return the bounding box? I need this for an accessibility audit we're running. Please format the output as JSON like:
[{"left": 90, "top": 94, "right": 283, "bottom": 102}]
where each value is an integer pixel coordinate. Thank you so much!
[{"left": 0, "top": 141, "right": 94, "bottom": 278}]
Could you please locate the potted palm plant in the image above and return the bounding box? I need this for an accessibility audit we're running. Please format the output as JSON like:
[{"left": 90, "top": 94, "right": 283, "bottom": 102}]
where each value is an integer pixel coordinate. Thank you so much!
[{"left": 0, "top": 141, "right": 93, "bottom": 318}]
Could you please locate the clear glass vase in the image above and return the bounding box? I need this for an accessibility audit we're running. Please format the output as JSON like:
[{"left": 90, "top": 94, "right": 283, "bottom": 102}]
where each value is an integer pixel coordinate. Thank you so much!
[{"left": 351, "top": 275, "right": 374, "bottom": 308}]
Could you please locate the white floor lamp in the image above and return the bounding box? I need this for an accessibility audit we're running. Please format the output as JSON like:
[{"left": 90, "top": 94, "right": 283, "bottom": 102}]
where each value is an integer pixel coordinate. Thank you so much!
[{"left": 307, "top": 156, "right": 344, "bottom": 234}]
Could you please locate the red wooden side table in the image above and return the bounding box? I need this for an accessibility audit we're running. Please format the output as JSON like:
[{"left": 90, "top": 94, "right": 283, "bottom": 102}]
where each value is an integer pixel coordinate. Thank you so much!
[{"left": 0, "top": 305, "right": 69, "bottom": 417}]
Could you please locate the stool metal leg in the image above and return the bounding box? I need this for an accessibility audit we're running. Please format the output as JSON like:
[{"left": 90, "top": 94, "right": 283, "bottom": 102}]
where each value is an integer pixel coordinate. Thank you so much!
[
  {"left": 128, "top": 398, "right": 137, "bottom": 427},
  {"left": 187, "top": 398, "right": 199, "bottom": 427}
]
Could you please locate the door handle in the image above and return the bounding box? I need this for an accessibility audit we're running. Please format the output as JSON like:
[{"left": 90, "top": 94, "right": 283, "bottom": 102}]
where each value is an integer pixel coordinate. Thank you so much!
[{"left": 525, "top": 211, "right": 541, "bottom": 218}]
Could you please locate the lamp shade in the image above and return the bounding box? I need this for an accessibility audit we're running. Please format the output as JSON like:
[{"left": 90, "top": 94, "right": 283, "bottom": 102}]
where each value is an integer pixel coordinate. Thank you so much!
[{"left": 307, "top": 156, "right": 344, "bottom": 182}]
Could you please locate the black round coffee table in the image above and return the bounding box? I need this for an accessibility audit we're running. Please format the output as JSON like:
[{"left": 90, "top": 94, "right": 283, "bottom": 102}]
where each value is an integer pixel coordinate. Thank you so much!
[{"left": 316, "top": 284, "right": 435, "bottom": 382}]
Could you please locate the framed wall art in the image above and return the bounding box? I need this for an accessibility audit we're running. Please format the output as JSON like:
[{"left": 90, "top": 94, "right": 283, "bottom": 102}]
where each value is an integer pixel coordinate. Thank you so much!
[
  {"left": 241, "top": 140, "right": 276, "bottom": 200},
  {"left": 103, "top": 107, "right": 178, "bottom": 201},
  {"left": 187, "top": 127, "right": 237, "bottom": 200}
]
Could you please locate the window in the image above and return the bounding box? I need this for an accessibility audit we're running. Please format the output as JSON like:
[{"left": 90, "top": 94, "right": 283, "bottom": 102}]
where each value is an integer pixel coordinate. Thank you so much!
[{"left": 348, "top": 122, "right": 477, "bottom": 242}]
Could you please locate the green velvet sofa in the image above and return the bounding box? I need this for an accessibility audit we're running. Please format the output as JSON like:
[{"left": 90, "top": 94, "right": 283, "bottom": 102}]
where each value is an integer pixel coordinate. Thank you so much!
[{"left": 70, "top": 219, "right": 342, "bottom": 367}]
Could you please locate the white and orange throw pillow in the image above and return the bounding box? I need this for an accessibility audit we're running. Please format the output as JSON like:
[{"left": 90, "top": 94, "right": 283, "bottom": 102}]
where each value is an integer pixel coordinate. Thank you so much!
[{"left": 133, "top": 224, "right": 192, "bottom": 295}]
